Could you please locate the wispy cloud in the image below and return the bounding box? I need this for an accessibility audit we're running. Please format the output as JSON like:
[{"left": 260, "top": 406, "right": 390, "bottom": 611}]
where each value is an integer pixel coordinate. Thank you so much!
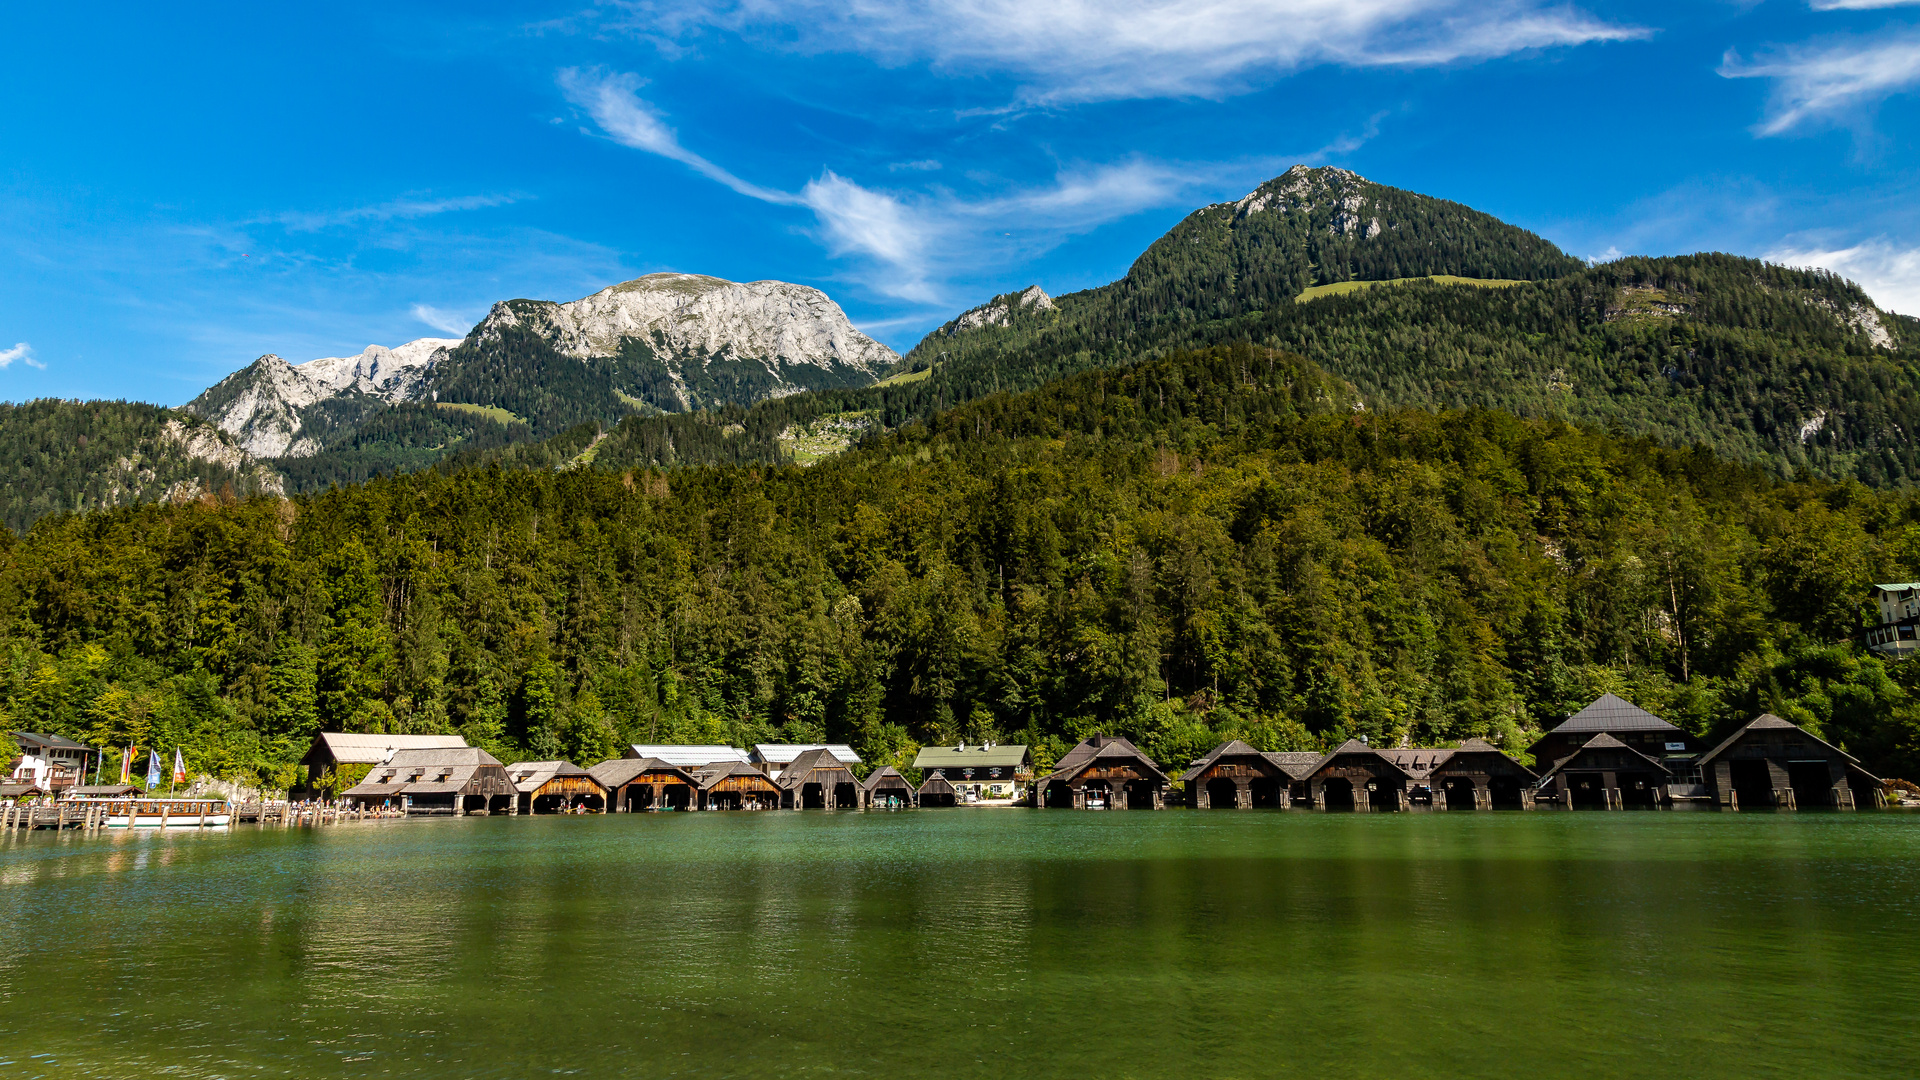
[
  {"left": 610, "top": 0, "right": 1646, "bottom": 105},
  {"left": 889, "top": 159, "right": 943, "bottom": 172},
  {"left": 272, "top": 193, "right": 520, "bottom": 232},
  {"left": 1809, "top": 0, "right": 1920, "bottom": 9},
  {"left": 411, "top": 304, "right": 479, "bottom": 336},
  {"left": 0, "top": 342, "right": 46, "bottom": 370},
  {"left": 559, "top": 69, "right": 1219, "bottom": 302},
  {"left": 1767, "top": 238, "right": 1920, "bottom": 315},
  {"left": 1721, "top": 35, "right": 1920, "bottom": 134}
]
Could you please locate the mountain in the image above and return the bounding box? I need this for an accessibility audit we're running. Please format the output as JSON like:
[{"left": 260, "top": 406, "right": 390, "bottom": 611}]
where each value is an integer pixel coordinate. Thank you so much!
[
  {"left": 0, "top": 400, "right": 283, "bottom": 532},
  {"left": 181, "top": 273, "right": 895, "bottom": 488}
]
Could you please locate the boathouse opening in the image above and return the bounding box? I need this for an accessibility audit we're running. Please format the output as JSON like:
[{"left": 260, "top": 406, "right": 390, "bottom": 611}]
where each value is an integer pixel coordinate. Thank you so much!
[
  {"left": 1204, "top": 778, "right": 1238, "bottom": 809},
  {"left": 1123, "top": 779, "right": 1157, "bottom": 809},
  {"left": 834, "top": 781, "right": 859, "bottom": 808},
  {"left": 1489, "top": 775, "right": 1525, "bottom": 808},
  {"left": 1322, "top": 777, "right": 1355, "bottom": 811},
  {"left": 1249, "top": 777, "right": 1283, "bottom": 807},
  {"left": 462, "top": 793, "right": 487, "bottom": 814},
  {"left": 799, "top": 782, "right": 826, "bottom": 808},
  {"left": 1042, "top": 780, "right": 1072, "bottom": 808},
  {"left": 1788, "top": 761, "right": 1835, "bottom": 807},
  {"left": 1619, "top": 775, "right": 1660, "bottom": 808},
  {"left": 1568, "top": 774, "right": 1606, "bottom": 808},
  {"left": 1729, "top": 759, "right": 1774, "bottom": 807},
  {"left": 1439, "top": 777, "right": 1475, "bottom": 810}
]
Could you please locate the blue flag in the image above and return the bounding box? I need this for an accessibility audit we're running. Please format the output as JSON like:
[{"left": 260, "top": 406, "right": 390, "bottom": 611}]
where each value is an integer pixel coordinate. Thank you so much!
[{"left": 145, "top": 749, "right": 163, "bottom": 789}]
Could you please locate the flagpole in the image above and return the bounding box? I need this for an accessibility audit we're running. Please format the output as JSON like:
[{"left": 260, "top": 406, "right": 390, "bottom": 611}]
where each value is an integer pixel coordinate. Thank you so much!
[{"left": 168, "top": 749, "right": 175, "bottom": 798}]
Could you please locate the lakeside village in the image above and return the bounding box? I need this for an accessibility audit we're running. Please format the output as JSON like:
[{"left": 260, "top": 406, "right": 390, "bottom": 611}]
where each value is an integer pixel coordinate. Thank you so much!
[{"left": 1, "top": 692, "right": 1901, "bottom": 829}]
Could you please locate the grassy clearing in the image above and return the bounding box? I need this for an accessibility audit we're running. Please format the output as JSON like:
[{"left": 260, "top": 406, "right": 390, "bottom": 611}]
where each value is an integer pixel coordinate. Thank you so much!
[
  {"left": 778, "top": 412, "right": 876, "bottom": 465},
  {"left": 437, "top": 402, "right": 521, "bottom": 426},
  {"left": 1295, "top": 275, "right": 1529, "bottom": 303},
  {"left": 873, "top": 365, "right": 934, "bottom": 388}
]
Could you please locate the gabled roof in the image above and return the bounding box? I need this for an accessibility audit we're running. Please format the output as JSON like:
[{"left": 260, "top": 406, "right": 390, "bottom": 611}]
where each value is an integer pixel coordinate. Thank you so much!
[
  {"left": 503, "top": 760, "right": 597, "bottom": 794},
  {"left": 1375, "top": 748, "right": 1454, "bottom": 773},
  {"left": 1873, "top": 582, "right": 1920, "bottom": 592},
  {"left": 1044, "top": 735, "right": 1170, "bottom": 784},
  {"left": 589, "top": 757, "right": 699, "bottom": 789},
  {"left": 752, "top": 744, "right": 862, "bottom": 766},
  {"left": 1548, "top": 694, "right": 1681, "bottom": 735},
  {"left": 913, "top": 744, "right": 1029, "bottom": 770},
  {"left": 1308, "top": 740, "right": 1418, "bottom": 780},
  {"left": 67, "top": 784, "right": 139, "bottom": 796},
  {"left": 12, "top": 731, "right": 92, "bottom": 752},
  {"left": 918, "top": 773, "right": 956, "bottom": 795},
  {"left": 385, "top": 747, "right": 502, "bottom": 769},
  {"left": 1536, "top": 733, "right": 1673, "bottom": 783},
  {"left": 349, "top": 748, "right": 504, "bottom": 796},
  {"left": 860, "top": 766, "right": 915, "bottom": 791},
  {"left": 1696, "top": 713, "right": 1861, "bottom": 768},
  {"left": 1432, "top": 738, "right": 1538, "bottom": 778},
  {"left": 308, "top": 732, "right": 469, "bottom": 765},
  {"left": 1263, "top": 752, "right": 1326, "bottom": 780},
  {"left": 692, "top": 759, "right": 780, "bottom": 791},
  {"left": 776, "top": 748, "right": 855, "bottom": 788},
  {"left": 1180, "top": 739, "right": 1274, "bottom": 782},
  {"left": 1, "top": 783, "right": 48, "bottom": 798},
  {"left": 625, "top": 744, "right": 750, "bottom": 767}
]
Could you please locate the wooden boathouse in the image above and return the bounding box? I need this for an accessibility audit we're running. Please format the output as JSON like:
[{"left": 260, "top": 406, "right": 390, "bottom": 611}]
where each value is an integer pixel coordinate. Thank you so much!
[
  {"left": 1536, "top": 734, "right": 1673, "bottom": 808},
  {"left": 1036, "top": 735, "right": 1170, "bottom": 809},
  {"left": 1305, "top": 741, "right": 1417, "bottom": 811},
  {"left": 1418, "top": 739, "right": 1537, "bottom": 809},
  {"left": 860, "top": 766, "right": 916, "bottom": 808},
  {"left": 1529, "top": 694, "right": 1694, "bottom": 768},
  {"left": 1697, "top": 713, "right": 1884, "bottom": 809},
  {"left": 302, "top": 731, "right": 470, "bottom": 789},
  {"left": 507, "top": 761, "right": 608, "bottom": 813},
  {"left": 693, "top": 760, "right": 784, "bottom": 809},
  {"left": 752, "top": 743, "right": 862, "bottom": 781},
  {"left": 341, "top": 748, "right": 515, "bottom": 814},
  {"left": 1181, "top": 740, "right": 1300, "bottom": 808},
  {"left": 777, "top": 748, "right": 859, "bottom": 808},
  {"left": 918, "top": 773, "right": 957, "bottom": 807},
  {"left": 590, "top": 757, "right": 701, "bottom": 811}
]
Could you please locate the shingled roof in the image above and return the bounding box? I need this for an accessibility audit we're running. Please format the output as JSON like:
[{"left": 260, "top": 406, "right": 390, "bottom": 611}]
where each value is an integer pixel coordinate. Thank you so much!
[
  {"left": 1696, "top": 713, "right": 1862, "bottom": 768},
  {"left": 1549, "top": 694, "right": 1681, "bottom": 735},
  {"left": 1046, "top": 735, "right": 1170, "bottom": 784},
  {"left": 1536, "top": 733, "right": 1672, "bottom": 784},
  {"left": 589, "top": 757, "right": 699, "bottom": 789},
  {"left": 860, "top": 766, "right": 915, "bottom": 792},
  {"left": 1179, "top": 739, "right": 1267, "bottom": 782}
]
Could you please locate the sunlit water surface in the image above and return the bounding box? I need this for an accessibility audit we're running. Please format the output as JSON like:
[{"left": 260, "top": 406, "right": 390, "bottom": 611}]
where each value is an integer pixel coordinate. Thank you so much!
[{"left": 2, "top": 809, "right": 1917, "bottom": 1078}]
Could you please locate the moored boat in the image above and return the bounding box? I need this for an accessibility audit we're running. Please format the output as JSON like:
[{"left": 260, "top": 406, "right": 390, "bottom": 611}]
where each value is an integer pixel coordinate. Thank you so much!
[{"left": 75, "top": 798, "right": 232, "bottom": 828}]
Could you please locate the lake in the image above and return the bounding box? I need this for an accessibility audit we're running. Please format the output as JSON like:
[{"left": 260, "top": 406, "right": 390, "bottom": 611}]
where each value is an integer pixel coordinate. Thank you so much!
[{"left": 2, "top": 809, "right": 1917, "bottom": 1078}]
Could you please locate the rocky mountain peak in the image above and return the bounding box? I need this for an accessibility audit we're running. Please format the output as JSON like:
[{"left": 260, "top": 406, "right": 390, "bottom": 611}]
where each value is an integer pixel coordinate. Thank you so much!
[{"left": 948, "top": 285, "right": 1057, "bottom": 336}]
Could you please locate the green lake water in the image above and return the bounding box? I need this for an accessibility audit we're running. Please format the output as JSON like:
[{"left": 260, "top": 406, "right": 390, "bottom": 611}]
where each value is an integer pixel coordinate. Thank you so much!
[{"left": 2, "top": 809, "right": 1918, "bottom": 1079}]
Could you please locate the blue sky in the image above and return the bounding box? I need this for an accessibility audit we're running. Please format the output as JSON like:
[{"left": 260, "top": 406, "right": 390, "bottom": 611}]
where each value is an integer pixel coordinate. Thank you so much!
[{"left": 2, "top": 0, "right": 1918, "bottom": 404}]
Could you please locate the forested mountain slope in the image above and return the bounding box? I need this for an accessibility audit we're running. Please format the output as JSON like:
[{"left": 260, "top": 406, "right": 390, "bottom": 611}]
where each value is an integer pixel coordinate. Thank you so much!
[
  {"left": 5, "top": 346, "right": 1919, "bottom": 792},
  {"left": 0, "top": 400, "right": 284, "bottom": 532},
  {"left": 530, "top": 167, "right": 1915, "bottom": 486}
]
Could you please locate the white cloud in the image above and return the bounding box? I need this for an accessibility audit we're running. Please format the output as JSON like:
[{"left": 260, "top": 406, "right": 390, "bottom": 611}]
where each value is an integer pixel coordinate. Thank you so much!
[
  {"left": 274, "top": 194, "right": 518, "bottom": 232},
  {"left": 1809, "top": 0, "right": 1920, "bottom": 9},
  {"left": 889, "top": 159, "right": 943, "bottom": 172},
  {"left": 1721, "top": 35, "right": 1920, "bottom": 134},
  {"left": 1766, "top": 239, "right": 1920, "bottom": 316},
  {"left": 615, "top": 0, "right": 1645, "bottom": 104},
  {"left": 411, "top": 304, "right": 479, "bottom": 336},
  {"left": 0, "top": 342, "right": 46, "bottom": 370},
  {"left": 560, "top": 69, "right": 1222, "bottom": 301}
]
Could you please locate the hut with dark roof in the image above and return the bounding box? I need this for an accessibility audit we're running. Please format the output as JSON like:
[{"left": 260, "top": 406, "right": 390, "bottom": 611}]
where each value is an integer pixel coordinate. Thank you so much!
[
  {"left": 1418, "top": 739, "right": 1538, "bottom": 809},
  {"left": 1529, "top": 694, "right": 1694, "bottom": 768},
  {"left": 1180, "top": 740, "right": 1299, "bottom": 808},
  {"left": 590, "top": 757, "right": 701, "bottom": 811},
  {"left": 1697, "top": 714, "right": 1884, "bottom": 810},
  {"left": 506, "top": 761, "right": 608, "bottom": 814},
  {"left": 776, "top": 748, "right": 859, "bottom": 809},
  {"left": 343, "top": 748, "right": 515, "bottom": 814},
  {"left": 860, "top": 766, "right": 916, "bottom": 808},
  {"left": 1, "top": 782, "right": 49, "bottom": 802},
  {"left": 918, "top": 773, "right": 957, "bottom": 807},
  {"left": 1536, "top": 733, "right": 1672, "bottom": 809},
  {"left": 1035, "top": 735, "right": 1170, "bottom": 809},
  {"left": 1304, "top": 741, "right": 1418, "bottom": 811},
  {"left": 693, "top": 760, "right": 783, "bottom": 809}
]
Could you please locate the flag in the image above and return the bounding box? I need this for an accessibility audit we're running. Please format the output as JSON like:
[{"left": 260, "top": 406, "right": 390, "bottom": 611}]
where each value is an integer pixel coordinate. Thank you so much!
[
  {"left": 145, "top": 749, "right": 162, "bottom": 789},
  {"left": 120, "top": 745, "right": 133, "bottom": 784},
  {"left": 172, "top": 749, "right": 187, "bottom": 785}
]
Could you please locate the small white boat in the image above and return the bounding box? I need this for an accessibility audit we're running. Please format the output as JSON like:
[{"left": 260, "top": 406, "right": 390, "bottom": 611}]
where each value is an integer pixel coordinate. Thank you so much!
[{"left": 89, "top": 798, "right": 232, "bottom": 828}]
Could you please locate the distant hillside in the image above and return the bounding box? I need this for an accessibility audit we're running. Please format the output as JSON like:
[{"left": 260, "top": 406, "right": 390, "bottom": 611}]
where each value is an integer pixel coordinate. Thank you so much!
[{"left": 0, "top": 400, "right": 283, "bottom": 532}]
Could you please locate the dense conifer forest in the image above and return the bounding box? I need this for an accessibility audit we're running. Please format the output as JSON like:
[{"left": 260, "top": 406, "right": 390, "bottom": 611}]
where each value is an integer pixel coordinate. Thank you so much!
[{"left": 5, "top": 345, "right": 1919, "bottom": 792}]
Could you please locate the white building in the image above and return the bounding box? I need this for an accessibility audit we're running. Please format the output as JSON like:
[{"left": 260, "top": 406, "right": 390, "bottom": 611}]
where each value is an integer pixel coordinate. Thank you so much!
[
  {"left": 8, "top": 731, "right": 96, "bottom": 792},
  {"left": 1867, "top": 583, "right": 1920, "bottom": 658},
  {"left": 750, "top": 744, "right": 862, "bottom": 781}
]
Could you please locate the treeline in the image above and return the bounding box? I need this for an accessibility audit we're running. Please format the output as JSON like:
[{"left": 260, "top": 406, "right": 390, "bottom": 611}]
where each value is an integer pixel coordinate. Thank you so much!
[{"left": 4, "top": 345, "right": 1919, "bottom": 793}]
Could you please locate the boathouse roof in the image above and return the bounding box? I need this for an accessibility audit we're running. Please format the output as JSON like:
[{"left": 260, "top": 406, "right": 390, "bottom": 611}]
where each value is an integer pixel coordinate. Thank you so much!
[
  {"left": 11, "top": 731, "right": 93, "bottom": 752},
  {"left": 589, "top": 757, "right": 699, "bottom": 789},
  {"left": 1374, "top": 748, "right": 1454, "bottom": 775},
  {"left": 624, "top": 744, "right": 750, "bottom": 768},
  {"left": 1696, "top": 714, "right": 1862, "bottom": 769},
  {"left": 692, "top": 760, "right": 781, "bottom": 791},
  {"left": 1046, "top": 735, "right": 1170, "bottom": 784},
  {"left": 1263, "top": 752, "right": 1327, "bottom": 779},
  {"left": 1179, "top": 739, "right": 1275, "bottom": 782},
  {"left": 913, "top": 744, "right": 1028, "bottom": 770},
  {"left": 918, "top": 773, "right": 956, "bottom": 797},
  {"left": 776, "top": 748, "right": 855, "bottom": 789},
  {"left": 752, "top": 744, "right": 862, "bottom": 768},
  {"left": 861, "top": 766, "right": 914, "bottom": 791},
  {"left": 1535, "top": 733, "right": 1673, "bottom": 784},
  {"left": 1548, "top": 694, "right": 1681, "bottom": 735},
  {"left": 306, "top": 732, "right": 469, "bottom": 766},
  {"left": 1, "top": 783, "right": 49, "bottom": 799},
  {"left": 67, "top": 784, "right": 138, "bottom": 797},
  {"left": 346, "top": 747, "right": 506, "bottom": 797},
  {"left": 505, "top": 760, "right": 596, "bottom": 795}
]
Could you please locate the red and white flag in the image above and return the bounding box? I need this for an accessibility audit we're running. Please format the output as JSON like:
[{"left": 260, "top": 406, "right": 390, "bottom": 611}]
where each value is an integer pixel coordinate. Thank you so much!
[{"left": 172, "top": 749, "right": 187, "bottom": 785}]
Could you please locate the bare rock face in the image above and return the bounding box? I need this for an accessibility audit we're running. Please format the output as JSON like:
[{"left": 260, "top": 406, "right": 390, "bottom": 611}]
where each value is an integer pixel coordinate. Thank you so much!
[
  {"left": 184, "top": 338, "right": 460, "bottom": 458},
  {"left": 946, "top": 285, "right": 1056, "bottom": 336},
  {"left": 473, "top": 273, "right": 896, "bottom": 409}
]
